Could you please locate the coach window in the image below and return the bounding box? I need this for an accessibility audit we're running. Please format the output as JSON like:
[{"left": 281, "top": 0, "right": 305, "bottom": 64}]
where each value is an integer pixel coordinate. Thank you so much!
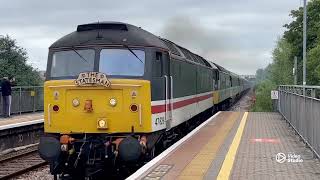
[{"left": 152, "top": 52, "right": 162, "bottom": 77}]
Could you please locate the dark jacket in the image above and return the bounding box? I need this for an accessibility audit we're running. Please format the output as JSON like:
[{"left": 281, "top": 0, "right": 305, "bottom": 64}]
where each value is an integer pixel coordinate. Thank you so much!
[{"left": 1, "top": 79, "right": 12, "bottom": 96}]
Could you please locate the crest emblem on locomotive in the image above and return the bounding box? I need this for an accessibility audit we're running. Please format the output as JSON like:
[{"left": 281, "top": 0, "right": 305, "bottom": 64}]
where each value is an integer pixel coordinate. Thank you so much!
[{"left": 74, "top": 72, "right": 111, "bottom": 88}]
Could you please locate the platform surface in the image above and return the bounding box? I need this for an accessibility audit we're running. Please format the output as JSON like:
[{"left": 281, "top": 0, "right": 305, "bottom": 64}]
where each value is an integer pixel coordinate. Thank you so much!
[
  {"left": 0, "top": 112, "right": 43, "bottom": 129},
  {"left": 128, "top": 111, "right": 320, "bottom": 180}
]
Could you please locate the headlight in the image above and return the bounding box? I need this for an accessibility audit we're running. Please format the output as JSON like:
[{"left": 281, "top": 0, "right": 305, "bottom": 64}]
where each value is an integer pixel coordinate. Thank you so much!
[
  {"left": 109, "top": 98, "right": 117, "bottom": 106},
  {"left": 97, "top": 119, "right": 108, "bottom": 129},
  {"left": 72, "top": 98, "right": 80, "bottom": 107},
  {"left": 98, "top": 120, "right": 106, "bottom": 128}
]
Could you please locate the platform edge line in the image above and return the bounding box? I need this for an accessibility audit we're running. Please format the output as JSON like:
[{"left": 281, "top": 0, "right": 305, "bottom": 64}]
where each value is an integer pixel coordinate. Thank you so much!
[
  {"left": 126, "top": 111, "right": 222, "bottom": 180},
  {"left": 217, "top": 112, "right": 249, "bottom": 180},
  {"left": 0, "top": 119, "right": 44, "bottom": 131}
]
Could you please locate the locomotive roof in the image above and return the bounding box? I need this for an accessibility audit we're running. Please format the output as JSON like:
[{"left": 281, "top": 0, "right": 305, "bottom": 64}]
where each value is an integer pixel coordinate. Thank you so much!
[
  {"left": 49, "top": 21, "right": 229, "bottom": 70},
  {"left": 207, "top": 61, "right": 219, "bottom": 70},
  {"left": 50, "top": 22, "right": 168, "bottom": 49},
  {"left": 211, "top": 62, "right": 231, "bottom": 73}
]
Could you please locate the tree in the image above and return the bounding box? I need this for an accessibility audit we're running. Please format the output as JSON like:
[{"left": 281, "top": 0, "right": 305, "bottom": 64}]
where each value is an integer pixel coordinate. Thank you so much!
[
  {"left": 255, "top": 69, "right": 266, "bottom": 83},
  {"left": 283, "top": 0, "right": 320, "bottom": 85},
  {"left": 253, "top": 0, "right": 320, "bottom": 111},
  {"left": 307, "top": 43, "right": 320, "bottom": 85},
  {"left": 0, "top": 35, "right": 42, "bottom": 86},
  {"left": 270, "top": 38, "right": 294, "bottom": 85},
  {"left": 252, "top": 39, "right": 293, "bottom": 112}
]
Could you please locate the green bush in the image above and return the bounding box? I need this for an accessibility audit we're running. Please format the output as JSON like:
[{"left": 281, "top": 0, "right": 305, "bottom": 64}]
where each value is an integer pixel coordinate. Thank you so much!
[{"left": 252, "top": 80, "right": 276, "bottom": 112}]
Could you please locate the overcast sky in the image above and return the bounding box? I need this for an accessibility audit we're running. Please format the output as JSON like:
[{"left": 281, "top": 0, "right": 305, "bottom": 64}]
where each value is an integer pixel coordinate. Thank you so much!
[{"left": 0, "top": 0, "right": 302, "bottom": 75}]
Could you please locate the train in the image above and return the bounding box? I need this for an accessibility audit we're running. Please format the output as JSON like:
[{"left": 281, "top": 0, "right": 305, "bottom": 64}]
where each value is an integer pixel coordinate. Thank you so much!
[{"left": 38, "top": 22, "right": 250, "bottom": 179}]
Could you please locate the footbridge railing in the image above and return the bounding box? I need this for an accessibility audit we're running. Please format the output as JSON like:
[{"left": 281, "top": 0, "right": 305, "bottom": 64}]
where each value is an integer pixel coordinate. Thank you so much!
[{"left": 278, "top": 85, "right": 320, "bottom": 158}]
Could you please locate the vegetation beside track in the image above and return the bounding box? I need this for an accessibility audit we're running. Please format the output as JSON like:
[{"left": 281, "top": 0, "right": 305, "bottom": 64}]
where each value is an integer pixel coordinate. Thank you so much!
[
  {"left": 0, "top": 35, "right": 43, "bottom": 86},
  {"left": 253, "top": 0, "right": 320, "bottom": 111}
]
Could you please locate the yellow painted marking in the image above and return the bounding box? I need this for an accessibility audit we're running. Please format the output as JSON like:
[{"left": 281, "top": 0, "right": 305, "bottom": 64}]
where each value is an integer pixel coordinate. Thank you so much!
[
  {"left": 217, "top": 112, "right": 249, "bottom": 180},
  {"left": 178, "top": 112, "right": 241, "bottom": 180}
]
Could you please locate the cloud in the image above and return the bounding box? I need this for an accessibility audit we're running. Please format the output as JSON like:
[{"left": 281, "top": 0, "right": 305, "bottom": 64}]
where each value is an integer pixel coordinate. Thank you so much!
[
  {"left": 0, "top": 0, "right": 300, "bottom": 74},
  {"left": 160, "top": 15, "right": 277, "bottom": 74}
]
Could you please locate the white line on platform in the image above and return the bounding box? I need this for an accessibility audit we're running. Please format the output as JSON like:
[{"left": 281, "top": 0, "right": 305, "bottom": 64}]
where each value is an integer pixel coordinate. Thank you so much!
[
  {"left": 0, "top": 119, "right": 44, "bottom": 131},
  {"left": 126, "top": 111, "right": 222, "bottom": 180}
]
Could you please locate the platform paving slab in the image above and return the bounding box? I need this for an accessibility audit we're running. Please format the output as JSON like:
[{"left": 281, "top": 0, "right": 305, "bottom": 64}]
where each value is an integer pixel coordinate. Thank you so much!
[{"left": 230, "top": 112, "right": 320, "bottom": 180}]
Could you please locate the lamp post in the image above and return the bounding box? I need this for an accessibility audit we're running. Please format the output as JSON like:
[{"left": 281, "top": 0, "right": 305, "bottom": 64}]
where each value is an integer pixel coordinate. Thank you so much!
[{"left": 303, "top": 0, "right": 307, "bottom": 95}]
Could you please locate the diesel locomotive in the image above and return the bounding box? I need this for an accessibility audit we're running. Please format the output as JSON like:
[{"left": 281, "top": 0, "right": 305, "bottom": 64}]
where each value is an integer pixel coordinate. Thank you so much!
[{"left": 38, "top": 22, "right": 250, "bottom": 179}]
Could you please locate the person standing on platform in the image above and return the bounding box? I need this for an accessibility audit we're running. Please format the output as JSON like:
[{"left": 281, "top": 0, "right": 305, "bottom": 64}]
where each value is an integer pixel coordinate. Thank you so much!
[{"left": 1, "top": 77, "right": 15, "bottom": 118}]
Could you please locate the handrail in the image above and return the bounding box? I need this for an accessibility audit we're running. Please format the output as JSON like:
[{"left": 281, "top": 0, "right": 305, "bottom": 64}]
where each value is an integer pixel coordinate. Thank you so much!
[
  {"left": 164, "top": 75, "right": 168, "bottom": 123},
  {"left": 139, "top": 104, "right": 142, "bottom": 127},
  {"left": 47, "top": 104, "right": 51, "bottom": 127},
  {"left": 0, "top": 86, "right": 43, "bottom": 90},
  {"left": 279, "top": 85, "right": 320, "bottom": 89},
  {"left": 278, "top": 89, "right": 320, "bottom": 101},
  {"left": 278, "top": 84, "right": 320, "bottom": 159},
  {"left": 170, "top": 76, "right": 174, "bottom": 121},
  {"left": 279, "top": 85, "right": 320, "bottom": 99}
]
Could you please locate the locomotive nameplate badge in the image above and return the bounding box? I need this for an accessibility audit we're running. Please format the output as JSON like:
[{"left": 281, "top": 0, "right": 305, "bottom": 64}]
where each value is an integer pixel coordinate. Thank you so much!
[{"left": 75, "top": 72, "right": 111, "bottom": 88}]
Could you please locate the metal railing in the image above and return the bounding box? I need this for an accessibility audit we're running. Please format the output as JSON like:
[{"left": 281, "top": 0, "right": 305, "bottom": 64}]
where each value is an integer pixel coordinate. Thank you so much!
[
  {"left": 278, "top": 85, "right": 320, "bottom": 158},
  {"left": 0, "top": 86, "right": 44, "bottom": 115},
  {"left": 279, "top": 85, "right": 320, "bottom": 98}
]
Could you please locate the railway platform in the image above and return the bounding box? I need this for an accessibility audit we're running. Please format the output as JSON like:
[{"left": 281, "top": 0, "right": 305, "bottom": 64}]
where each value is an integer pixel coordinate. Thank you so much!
[
  {"left": 0, "top": 112, "right": 43, "bottom": 130},
  {"left": 128, "top": 111, "right": 320, "bottom": 180},
  {"left": 0, "top": 112, "right": 44, "bottom": 153}
]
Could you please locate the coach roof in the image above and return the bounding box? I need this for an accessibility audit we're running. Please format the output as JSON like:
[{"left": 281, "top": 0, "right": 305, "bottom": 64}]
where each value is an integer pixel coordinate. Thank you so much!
[{"left": 50, "top": 22, "right": 168, "bottom": 49}]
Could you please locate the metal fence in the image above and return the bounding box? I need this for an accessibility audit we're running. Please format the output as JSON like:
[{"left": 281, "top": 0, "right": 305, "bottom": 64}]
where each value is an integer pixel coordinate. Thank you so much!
[
  {"left": 278, "top": 85, "right": 320, "bottom": 158},
  {"left": 0, "top": 86, "right": 44, "bottom": 115}
]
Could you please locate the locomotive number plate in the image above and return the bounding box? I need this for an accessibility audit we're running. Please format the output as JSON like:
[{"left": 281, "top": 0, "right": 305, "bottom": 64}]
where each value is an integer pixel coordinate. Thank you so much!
[{"left": 75, "top": 72, "right": 111, "bottom": 88}]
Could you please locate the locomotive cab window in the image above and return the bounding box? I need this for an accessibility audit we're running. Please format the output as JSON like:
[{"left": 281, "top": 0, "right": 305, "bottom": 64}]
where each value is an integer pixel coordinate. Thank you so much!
[
  {"left": 50, "top": 49, "right": 95, "bottom": 77},
  {"left": 152, "top": 51, "right": 163, "bottom": 77},
  {"left": 99, "top": 49, "right": 145, "bottom": 76}
]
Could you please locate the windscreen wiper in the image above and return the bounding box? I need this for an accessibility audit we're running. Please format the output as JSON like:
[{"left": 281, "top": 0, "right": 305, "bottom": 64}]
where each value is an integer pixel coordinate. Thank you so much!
[
  {"left": 71, "top": 47, "right": 89, "bottom": 64},
  {"left": 122, "top": 44, "right": 144, "bottom": 64}
]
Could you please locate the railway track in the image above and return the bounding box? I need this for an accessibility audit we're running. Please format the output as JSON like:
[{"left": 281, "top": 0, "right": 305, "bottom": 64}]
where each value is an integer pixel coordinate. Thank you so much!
[{"left": 0, "top": 145, "right": 47, "bottom": 180}]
